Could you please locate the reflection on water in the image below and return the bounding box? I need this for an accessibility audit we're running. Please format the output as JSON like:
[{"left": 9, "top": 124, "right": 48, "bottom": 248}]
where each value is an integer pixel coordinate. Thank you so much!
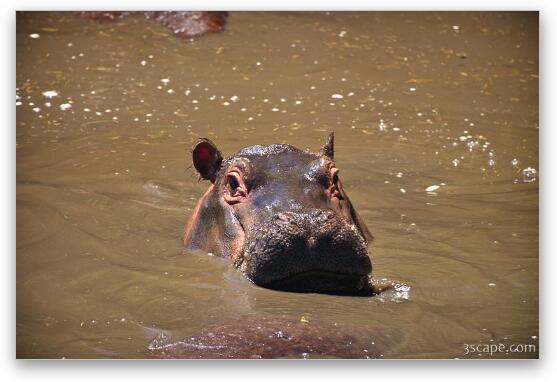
[{"left": 16, "top": 11, "right": 538, "bottom": 359}]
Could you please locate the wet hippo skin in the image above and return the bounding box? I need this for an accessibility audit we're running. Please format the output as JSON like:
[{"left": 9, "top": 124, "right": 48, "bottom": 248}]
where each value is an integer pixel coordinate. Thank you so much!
[
  {"left": 184, "top": 133, "right": 377, "bottom": 296},
  {"left": 77, "top": 11, "right": 228, "bottom": 39},
  {"left": 148, "top": 316, "right": 384, "bottom": 359}
]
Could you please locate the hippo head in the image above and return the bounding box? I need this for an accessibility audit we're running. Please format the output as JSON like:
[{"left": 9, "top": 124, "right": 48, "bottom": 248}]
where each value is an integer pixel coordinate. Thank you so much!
[{"left": 183, "top": 133, "right": 373, "bottom": 295}]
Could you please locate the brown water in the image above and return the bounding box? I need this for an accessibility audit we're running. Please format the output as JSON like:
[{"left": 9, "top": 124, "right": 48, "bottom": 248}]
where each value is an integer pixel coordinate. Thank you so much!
[{"left": 16, "top": 11, "right": 539, "bottom": 359}]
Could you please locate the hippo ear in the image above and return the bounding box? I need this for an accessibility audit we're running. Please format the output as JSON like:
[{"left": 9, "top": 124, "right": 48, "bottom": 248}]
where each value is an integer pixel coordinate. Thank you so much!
[
  {"left": 321, "top": 132, "right": 334, "bottom": 160},
  {"left": 192, "top": 138, "right": 223, "bottom": 183}
]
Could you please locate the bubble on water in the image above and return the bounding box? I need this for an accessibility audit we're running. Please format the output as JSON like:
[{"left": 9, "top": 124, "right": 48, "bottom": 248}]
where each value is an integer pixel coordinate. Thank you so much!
[
  {"left": 511, "top": 158, "right": 520, "bottom": 167},
  {"left": 458, "top": 136, "right": 468, "bottom": 141},
  {"left": 271, "top": 107, "right": 279, "bottom": 112},
  {"left": 331, "top": 94, "right": 343, "bottom": 99},
  {"left": 409, "top": 87, "right": 416, "bottom": 92},
  {"left": 161, "top": 78, "right": 170, "bottom": 85},
  {"left": 29, "top": 33, "right": 40, "bottom": 39},
  {"left": 425, "top": 185, "right": 440, "bottom": 193},
  {"left": 302, "top": 352, "right": 310, "bottom": 359},
  {"left": 487, "top": 159, "right": 496, "bottom": 167},
  {"left": 395, "top": 172, "right": 403, "bottom": 178},
  {"left": 16, "top": 101, "right": 22, "bottom": 106},
  {"left": 466, "top": 140, "right": 479, "bottom": 151},
  {"left": 400, "top": 188, "right": 406, "bottom": 194},
  {"left": 522, "top": 167, "right": 537, "bottom": 183},
  {"left": 230, "top": 95, "right": 239, "bottom": 102},
  {"left": 338, "top": 30, "right": 347, "bottom": 37},
  {"left": 452, "top": 25, "right": 460, "bottom": 30},
  {"left": 167, "top": 89, "right": 174, "bottom": 94},
  {"left": 451, "top": 158, "right": 461, "bottom": 167},
  {"left": 378, "top": 119, "right": 387, "bottom": 131},
  {"left": 42, "top": 90, "right": 59, "bottom": 98},
  {"left": 32, "top": 107, "right": 41, "bottom": 113}
]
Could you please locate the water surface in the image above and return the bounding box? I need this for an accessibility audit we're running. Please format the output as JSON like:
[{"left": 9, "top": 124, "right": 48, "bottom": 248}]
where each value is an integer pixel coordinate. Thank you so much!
[{"left": 16, "top": 11, "right": 538, "bottom": 359}]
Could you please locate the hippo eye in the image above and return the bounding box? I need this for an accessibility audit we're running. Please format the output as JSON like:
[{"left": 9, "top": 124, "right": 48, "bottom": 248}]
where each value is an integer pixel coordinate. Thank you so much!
[
  {"left": 227, "top": 175, "right": 239, "bottom": 190},
  {"left": 330, "top": 167, "right": 340, "bottom": 185},
  {"left": 223, "top": 170, "right": 247, "bottom": 204},
  {"left": 332, "top": 171, "right": 339, "bottom": 185},
  {"left": 329, "top": 167, "right": 343, "bottom": 199}
]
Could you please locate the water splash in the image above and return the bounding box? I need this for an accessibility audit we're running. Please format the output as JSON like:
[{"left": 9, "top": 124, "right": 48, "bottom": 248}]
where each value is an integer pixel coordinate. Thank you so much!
[{"left": 522, "top": 167, "right": 537, "bottom": 183}]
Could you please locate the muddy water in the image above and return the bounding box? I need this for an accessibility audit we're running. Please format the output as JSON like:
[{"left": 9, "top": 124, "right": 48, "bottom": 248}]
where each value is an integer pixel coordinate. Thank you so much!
[{"left": 16, "top": 12, "right": 538, "bottom": 359}]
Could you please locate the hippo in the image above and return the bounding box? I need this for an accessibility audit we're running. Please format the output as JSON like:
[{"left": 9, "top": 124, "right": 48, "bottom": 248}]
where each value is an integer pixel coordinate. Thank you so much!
[
  {"left": 148, "top": 315, "right": 387, "bottom": 359},
  {"left": 77, "top": 11, "right": 228, "bottom": 39},
  {"left": 184, "top": 133, "right": 376, "bottom": 296}
]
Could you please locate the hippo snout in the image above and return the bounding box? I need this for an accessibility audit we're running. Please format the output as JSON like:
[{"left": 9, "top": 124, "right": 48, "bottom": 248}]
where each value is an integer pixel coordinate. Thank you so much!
[
  {"left": 275, "top": 209, "right": 335, "bottom": 223},
  {"left": 237, "top": 209, "right": 372, "bottom": 295}
]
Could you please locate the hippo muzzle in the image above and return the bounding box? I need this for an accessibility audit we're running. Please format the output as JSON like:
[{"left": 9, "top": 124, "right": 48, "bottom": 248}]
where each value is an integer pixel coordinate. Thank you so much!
[
  {"left": 237, "top": 209, "right": 372, "bottom": 294},
  {"left": 183, "top": 133, "right": 375, "bottom": 296}
]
